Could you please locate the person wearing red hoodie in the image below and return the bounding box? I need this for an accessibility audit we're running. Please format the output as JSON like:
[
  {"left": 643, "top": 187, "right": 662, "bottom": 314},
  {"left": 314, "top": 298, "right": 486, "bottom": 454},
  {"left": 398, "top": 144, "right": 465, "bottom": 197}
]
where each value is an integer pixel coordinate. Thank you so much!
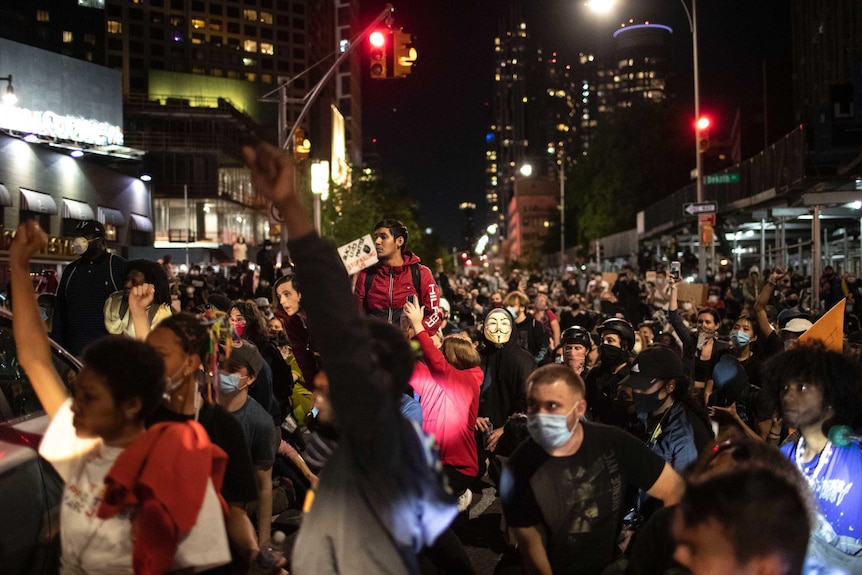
[
  {"left": 355, "top": 218, "right": 443, "bottom": 334},
  {"left": 403, "top": 299, "right": 483, "bottom": 509}
]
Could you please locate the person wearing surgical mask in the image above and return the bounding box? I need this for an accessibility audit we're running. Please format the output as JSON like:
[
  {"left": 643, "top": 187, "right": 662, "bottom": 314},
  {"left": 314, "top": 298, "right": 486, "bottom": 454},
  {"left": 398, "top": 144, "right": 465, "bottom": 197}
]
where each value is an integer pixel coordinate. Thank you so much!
[
  {"left": 500, "top": 364, "right": 685, "bottom": 575},
  {"left": 51, "top": 219, "right": 126, "bottom": 358},
  {"left": 727, "top": 316, "right": 762, "bottom": 390},
  {"left": 146, "top": 313, "right": 260, "bottom": 568},
  {"left": 217, "top": 340, "right": 279, "bottom": 547}
]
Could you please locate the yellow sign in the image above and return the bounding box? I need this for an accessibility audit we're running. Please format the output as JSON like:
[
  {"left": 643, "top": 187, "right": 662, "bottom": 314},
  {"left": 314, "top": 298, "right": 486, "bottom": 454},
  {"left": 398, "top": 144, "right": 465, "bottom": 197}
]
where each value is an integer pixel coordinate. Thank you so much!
[
  {"left": 0, "top": 229, "right": 77, "bottom": 261},
  {"left": 799, "top": 298, "right": 845, "bottom": 352}
]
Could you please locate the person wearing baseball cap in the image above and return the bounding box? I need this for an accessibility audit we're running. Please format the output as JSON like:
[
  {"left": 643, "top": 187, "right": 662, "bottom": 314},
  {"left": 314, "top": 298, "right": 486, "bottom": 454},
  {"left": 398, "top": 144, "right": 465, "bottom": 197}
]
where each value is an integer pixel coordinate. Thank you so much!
[
  {"left": 621, "top": 345, "right": 713, "bottom": 475},
  {"left": 780, "top": 317, "right": 813, "bottom": 350},
  {"left": 52, "top": 219, "right": 126, "bottom": 357},
  {"left": 216, "top": 338, "right": 278, "bottom": 546}
]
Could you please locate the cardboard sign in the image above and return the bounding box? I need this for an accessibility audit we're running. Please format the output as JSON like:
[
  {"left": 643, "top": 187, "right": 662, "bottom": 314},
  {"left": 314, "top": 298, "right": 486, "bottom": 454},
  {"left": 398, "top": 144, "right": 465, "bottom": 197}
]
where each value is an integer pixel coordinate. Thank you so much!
[
  {"left": 338, "top": 234, "right": 378, "bottom": 275},
  {"left": 799, "top": 298, "right": 845, "bottom": 352},
  {"left": 677, "top": 282, "right": 707, "bottom": 306}
]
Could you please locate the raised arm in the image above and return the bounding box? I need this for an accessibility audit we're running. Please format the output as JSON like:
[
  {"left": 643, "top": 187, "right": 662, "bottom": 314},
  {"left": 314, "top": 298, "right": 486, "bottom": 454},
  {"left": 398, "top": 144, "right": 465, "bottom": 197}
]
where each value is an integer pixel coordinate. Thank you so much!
[
  {"left": 10, "top": 222, "right": 68, "bottom": 419},
  {"left": 404, "top": 300, "right": 449, "bottom": 376},
  {"left": 128, "top": 283, "right": 156, "bottom": 340},
  {"left": 753, "top": 267, "right": 784, "bottom": 339},
  {"left": 666, "top": 277, "right": 693, "bottom": 350}
]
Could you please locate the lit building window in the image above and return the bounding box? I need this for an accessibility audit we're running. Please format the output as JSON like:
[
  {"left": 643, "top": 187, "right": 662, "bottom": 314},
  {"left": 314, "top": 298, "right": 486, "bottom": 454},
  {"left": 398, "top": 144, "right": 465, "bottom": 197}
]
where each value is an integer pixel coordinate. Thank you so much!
[
  {"left": 243, "top": 9, "right": 257, "bottom": 21},
  {"left": 259, "top": 11, "right": 273, "bottom": 24},
  {"left": 192, "top": 18, "right": 205, "bottom": 29},
  {"left": 260, "top": 42, "right": 274, "bottom": 55},
  {"left": 36, "top": 10, "right": 49, "bottom": 22},
  {"left": 107, "top": 20, "right": 122, "bottom": 34},
  {"left": 243, "top": 39, "right": 257, "bottom": 52},
  {"left": 63, "top": 31, "right": 73, "bottom": 43}
]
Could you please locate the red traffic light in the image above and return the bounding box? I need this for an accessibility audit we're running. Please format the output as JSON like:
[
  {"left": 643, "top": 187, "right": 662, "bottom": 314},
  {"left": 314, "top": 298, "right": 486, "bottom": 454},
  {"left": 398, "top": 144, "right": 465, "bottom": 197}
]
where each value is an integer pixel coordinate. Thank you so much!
[
  {"left": 369, "top": 30, "right": 386, "bottom": 48},
  {"left": 695, "top": 116, "right": 711, "bottom": 131}
]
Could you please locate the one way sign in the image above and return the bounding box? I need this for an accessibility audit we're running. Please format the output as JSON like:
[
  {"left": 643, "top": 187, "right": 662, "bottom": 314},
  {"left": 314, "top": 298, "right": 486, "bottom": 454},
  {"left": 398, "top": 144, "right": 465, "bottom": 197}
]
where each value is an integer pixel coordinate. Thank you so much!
[{"left": 683, "top": 202, "right": 717, "bottom": 216}]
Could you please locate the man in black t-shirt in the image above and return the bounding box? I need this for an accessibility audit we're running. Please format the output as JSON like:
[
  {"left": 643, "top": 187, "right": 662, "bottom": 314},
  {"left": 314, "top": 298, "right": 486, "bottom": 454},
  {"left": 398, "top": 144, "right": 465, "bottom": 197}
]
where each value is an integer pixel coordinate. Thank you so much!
[{"left": 500, "top": 364, "right": 684, "bottom": 575}]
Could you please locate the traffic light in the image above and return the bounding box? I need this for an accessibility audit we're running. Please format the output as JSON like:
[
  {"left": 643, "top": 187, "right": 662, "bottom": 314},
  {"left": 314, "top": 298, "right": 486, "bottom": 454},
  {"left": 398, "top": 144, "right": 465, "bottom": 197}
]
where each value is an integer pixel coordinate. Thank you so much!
[
  {"left": 701, "top": 224, "right": 714, "bottom": 245},
  {"left": 293, "top": 127, "right": 311, "bottom": 162},
  {"left": 369, "top": 30, "right": 387, "bottom": 79},
  {"left": 696, "top": 116, "right": 711, "bottom": 153},
  {"left": 392, "top": 29, "right": 417, "bottom": 78}
]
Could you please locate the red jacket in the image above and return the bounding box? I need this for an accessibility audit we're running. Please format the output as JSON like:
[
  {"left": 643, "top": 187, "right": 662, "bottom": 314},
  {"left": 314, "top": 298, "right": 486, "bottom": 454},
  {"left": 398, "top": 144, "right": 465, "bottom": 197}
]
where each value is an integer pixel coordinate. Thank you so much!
[
  {"left": 355, "top": 251, "right": 442, "bottom": 334},
  {"left": 97, "top": 421, "right": 228, "bottom": 575}
]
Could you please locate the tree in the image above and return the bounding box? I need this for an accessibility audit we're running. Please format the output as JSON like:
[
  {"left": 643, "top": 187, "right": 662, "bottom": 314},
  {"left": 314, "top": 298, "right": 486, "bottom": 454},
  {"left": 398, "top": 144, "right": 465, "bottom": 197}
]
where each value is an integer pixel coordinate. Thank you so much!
[
  {"left": 320, "top": 171, "right": 450, "bottom": 266},
  {"left": 573, "top": 100, "right": 690, "bottom": 246}
]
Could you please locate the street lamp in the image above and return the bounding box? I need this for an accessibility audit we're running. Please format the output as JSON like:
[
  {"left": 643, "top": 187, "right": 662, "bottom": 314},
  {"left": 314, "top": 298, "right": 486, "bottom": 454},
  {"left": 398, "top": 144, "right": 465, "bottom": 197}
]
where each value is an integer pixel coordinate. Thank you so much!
[
  {"left": 310, "top": 160, "right": 330, "bottom": 234},
  {"left": 0, "top": 75, "right": 16, "bottom": 105},
  {"left": 589, "top": 0, "right": 705, "bottom": 280},
  {"left": 519, "top": 151, "right": 567, "bottom": 274}
]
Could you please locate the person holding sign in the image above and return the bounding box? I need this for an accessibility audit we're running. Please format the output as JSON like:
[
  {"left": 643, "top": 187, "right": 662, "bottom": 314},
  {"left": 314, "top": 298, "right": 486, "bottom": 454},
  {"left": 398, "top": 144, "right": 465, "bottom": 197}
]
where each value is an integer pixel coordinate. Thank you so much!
[
  {"left": 667, "top": 275, "right": 731, "bottom": 406},
  {"left": 355, "top": 219, "right": 443, "bottom": 334}
]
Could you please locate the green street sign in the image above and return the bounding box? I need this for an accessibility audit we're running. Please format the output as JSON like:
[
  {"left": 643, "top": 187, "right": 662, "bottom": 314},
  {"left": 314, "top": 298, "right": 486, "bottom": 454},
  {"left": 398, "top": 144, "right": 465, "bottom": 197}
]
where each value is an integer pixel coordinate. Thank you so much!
[{"left": 705, "top": 173, "right": 740, "bottom": 185}]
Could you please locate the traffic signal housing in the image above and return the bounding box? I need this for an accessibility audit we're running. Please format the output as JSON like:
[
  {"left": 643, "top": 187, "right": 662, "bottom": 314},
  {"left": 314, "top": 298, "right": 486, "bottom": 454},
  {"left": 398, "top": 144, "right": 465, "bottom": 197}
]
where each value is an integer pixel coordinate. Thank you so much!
[
  {"left": 696, "top": 116, "right": 711, "bottom": 153},
  {"left": 369, "top": 30, "right": 387, "bottom": 79},
  {"left": 392, "top": 29, "right": 417, "bottom": 78}
]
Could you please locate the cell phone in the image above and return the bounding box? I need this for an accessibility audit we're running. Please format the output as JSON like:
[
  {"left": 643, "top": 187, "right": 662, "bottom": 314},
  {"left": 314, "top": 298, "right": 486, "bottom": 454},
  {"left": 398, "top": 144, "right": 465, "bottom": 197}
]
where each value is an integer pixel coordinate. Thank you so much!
[
  {"left": 407, "top": 294, "right": 416, "bottom": 305},
  {"left": 670, "top": 261, "right": 681, "bottom": 282}
]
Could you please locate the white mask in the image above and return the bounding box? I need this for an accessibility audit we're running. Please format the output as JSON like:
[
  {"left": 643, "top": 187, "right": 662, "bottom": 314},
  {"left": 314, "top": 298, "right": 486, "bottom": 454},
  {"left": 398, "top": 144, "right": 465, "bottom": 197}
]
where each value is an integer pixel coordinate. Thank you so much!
[
  {"left": 71, "top": 237, "right": 91, "bottom": 256},
  {"left": 484, "top": 309, "right": 513, "bottom": 346}
]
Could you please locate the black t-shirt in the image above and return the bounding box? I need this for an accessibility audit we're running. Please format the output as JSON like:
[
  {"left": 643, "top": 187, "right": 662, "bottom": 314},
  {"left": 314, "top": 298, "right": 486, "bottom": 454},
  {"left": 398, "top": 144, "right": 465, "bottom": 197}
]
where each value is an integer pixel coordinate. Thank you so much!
[
  {"left": 501, "top": 423, "right": 666, "bottom": 575},
  {"left": 147, "top": 402, "right": 258, "bottom": 505}
]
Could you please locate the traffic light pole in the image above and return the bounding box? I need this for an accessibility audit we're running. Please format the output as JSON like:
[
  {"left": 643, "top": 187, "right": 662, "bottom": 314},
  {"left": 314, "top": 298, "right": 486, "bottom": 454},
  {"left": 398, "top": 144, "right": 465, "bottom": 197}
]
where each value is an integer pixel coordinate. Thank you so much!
[
  {"left": 689, "top": 0, "right": 707, "bottom": 282},
  {"left": 281, "top": 4, "right": 394, "bottom": 152}
]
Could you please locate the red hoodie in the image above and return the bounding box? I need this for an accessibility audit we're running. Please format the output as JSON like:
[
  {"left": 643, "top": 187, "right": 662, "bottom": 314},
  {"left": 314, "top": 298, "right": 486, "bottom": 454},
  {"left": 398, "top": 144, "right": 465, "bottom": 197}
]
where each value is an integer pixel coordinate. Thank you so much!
[
  {"left": 409, "top": 331, "right": 483, "bottom": 476},
  {"left": 355, "top": 251, "right": 442, "bottom": 334}
]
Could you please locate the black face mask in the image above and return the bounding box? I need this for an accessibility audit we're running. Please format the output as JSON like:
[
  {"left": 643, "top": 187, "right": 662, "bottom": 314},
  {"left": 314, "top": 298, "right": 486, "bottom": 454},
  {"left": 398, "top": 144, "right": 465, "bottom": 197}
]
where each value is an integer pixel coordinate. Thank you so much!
[
  {"left": 633, "top": 389, "right": 666, "bottom": 414},
  {"left": 600, "top": 343, "right": 625, "bottom": 366},
  {"left": 785, "top": 299, "right": 799, "bottom": 308},
  {"left": 271, "top": 332, "right": 288, "bottom": 347}
]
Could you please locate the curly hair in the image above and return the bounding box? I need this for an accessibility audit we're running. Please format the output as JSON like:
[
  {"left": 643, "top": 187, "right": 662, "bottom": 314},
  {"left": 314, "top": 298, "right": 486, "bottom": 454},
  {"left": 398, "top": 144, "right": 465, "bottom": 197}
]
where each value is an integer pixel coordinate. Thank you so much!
[
  {"left": 763, "top": 342, "right": 862, "bottom": 429},
  {"left": 82, "top": 336, "right": 165, "bottom": 420},
  {"left": 126, "top": 259, "right": 172, "bottom": 306},
  {"left": 155, "top": 312, "right": 211, "bottom": 362}
]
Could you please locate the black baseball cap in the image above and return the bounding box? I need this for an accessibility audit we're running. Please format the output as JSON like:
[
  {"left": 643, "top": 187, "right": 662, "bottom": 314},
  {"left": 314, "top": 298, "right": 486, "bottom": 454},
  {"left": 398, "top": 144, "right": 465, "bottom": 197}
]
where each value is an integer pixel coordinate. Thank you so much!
[
  {"left": 620, "top": 345, "right": 684, "bottom": 391},
  {"left": 74, "top": 219, "right": 105, "bottom": 239}
]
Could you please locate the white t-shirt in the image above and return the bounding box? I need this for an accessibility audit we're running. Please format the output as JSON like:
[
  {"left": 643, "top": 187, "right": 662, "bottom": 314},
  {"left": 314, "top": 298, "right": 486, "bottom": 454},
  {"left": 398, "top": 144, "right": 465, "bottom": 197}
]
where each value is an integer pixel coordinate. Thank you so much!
[
  {"left": 39, "top": 399, "right": 231, "bottom": 574},
  {"left": 39, "top": 399, "right": 133, "bottom": 574}
]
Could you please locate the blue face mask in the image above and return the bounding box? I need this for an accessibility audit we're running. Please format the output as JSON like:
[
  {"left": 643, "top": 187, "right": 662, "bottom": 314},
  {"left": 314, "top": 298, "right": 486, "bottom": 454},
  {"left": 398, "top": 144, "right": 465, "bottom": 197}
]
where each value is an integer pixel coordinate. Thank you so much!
[
  {"left": 218, "top": 372, "right": 244, "bottom": 395},
  {"left": 729, "top": 330, "right": 751, "bottom": 348},
  {"left": 506, "top": 306, "right": 519, "bottom": 319},
  {"left": 527, "top": 407, "right": 577, "bottom": 449}
]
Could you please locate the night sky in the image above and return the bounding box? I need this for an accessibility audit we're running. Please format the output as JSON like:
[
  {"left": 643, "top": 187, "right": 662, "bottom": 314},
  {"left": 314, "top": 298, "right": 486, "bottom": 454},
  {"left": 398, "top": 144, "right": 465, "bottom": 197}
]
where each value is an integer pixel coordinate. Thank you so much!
[{"left": 361, "top": 0, "right": 793, "bottom": 247}]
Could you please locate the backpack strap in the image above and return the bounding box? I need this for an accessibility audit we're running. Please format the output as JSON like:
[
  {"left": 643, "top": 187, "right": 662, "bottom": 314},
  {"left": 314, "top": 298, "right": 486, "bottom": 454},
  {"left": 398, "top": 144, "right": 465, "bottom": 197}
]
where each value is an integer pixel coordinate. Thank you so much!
[
  {"left": 363, "top": 269, "right": 374, "bottom": 313},
  {"left": 411, "top": 263, "right": 422, "bottom": 299}
]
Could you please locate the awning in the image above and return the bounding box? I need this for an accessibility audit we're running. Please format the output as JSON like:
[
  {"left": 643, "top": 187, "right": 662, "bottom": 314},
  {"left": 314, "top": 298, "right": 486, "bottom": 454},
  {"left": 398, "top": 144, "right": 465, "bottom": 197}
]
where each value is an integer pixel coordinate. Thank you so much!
[
  {"left": 19, "top": 189, "right": 58, "bottom": 214},
  {"left": 98, "top": 206, "right": 125, "bottom": 227},
  {"left": 62, "top": 198, "right": 95, "bottom": 221},
  {"left": 129, "top": 213, "right": 153, "bottom": 233},
  {"left": 0, "top": 184, "right": 12, "bottom": 208}
]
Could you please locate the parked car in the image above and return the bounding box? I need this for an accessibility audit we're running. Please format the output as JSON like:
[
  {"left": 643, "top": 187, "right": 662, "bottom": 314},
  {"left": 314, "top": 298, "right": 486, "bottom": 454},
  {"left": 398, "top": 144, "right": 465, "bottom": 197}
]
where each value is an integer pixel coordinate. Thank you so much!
[{"left": 0, "top": 308, "right": 80, "bottom": 574}]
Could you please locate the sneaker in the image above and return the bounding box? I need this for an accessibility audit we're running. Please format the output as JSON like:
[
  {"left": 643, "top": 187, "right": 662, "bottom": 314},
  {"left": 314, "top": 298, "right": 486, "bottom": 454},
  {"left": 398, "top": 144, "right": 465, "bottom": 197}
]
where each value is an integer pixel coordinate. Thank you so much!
[{"left": 457, "top": 489, "right": 473, "bottom": 513}]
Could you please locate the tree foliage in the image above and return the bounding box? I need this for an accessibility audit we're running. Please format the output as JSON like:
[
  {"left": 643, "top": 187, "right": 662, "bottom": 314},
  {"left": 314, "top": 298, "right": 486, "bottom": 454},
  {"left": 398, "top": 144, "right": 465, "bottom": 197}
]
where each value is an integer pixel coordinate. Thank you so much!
[
  {"left": 572, "top": 100, "right": 690, "bottom": 246},
  {"left": 320, "top": 171, "right": 451, "bottom": 267}
]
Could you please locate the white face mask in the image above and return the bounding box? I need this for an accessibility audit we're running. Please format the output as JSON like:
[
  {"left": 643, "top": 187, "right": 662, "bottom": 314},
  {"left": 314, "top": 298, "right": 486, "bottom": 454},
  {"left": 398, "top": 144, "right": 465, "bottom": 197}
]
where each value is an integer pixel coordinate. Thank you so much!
[
  {"left": 71, "top": 237, "right": 91, "bottom": 256},
  {"left": 484, "top": 309, "right": 513, "bottom": 345}
]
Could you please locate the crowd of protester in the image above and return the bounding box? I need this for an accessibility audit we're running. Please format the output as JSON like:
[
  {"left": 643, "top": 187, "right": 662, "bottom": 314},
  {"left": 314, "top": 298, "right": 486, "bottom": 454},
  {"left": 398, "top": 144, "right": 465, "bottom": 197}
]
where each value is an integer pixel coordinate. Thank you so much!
[{"left": 10, "top": 143, "right": 862, "bottom": 575}]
